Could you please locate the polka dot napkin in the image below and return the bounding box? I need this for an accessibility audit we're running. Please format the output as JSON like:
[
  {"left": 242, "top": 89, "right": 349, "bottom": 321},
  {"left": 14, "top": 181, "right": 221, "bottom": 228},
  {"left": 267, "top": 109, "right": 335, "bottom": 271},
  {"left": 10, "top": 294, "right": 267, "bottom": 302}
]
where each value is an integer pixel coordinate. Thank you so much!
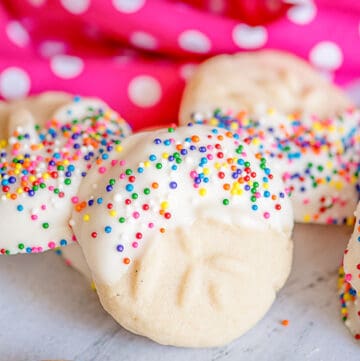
[{"left": 0, "top": 0, "right": 359, "bottom": 130}]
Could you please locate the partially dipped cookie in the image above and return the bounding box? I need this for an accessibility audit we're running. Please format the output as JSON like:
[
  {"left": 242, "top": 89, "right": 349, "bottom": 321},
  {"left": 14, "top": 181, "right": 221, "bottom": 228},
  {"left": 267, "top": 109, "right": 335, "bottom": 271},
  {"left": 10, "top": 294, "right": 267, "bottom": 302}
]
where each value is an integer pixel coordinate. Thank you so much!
[
  {"left": 343, "top": 203, "right": 360, "bottom": 290},
  {"left": 70, "top": 125, "right": 294, "bottom": 347},
  {"left": 338, "top": 266, "right": 360, "bottom": 340},
  {"left": 182, "top": 109, "right": 360, "bottom": 225},
  {"left": 0, "top": 94, "right": 131, "bottom": 255}
]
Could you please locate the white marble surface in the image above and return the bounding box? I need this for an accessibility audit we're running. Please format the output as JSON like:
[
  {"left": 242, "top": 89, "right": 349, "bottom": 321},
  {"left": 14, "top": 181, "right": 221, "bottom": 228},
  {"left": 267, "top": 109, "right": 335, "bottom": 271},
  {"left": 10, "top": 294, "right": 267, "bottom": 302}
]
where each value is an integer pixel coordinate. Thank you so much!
[{"left": 0, "top": 223, "right": 358, "bottom": 360}]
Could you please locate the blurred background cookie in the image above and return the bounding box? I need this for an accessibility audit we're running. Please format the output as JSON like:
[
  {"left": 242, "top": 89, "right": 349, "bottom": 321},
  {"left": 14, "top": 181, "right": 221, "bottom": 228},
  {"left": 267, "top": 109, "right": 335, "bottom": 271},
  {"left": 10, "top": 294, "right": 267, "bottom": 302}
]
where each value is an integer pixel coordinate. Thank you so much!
[{"left": 179, "top": 50, "right": 352, "bottom": 123}]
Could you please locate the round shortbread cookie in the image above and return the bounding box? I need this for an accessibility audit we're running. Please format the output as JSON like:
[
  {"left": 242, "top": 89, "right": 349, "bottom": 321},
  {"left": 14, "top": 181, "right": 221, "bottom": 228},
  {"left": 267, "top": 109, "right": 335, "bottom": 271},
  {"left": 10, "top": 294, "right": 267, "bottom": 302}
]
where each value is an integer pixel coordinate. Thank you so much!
[
  {"left": 338, "top": 266, "right": 360, "bottom": 340},
  {"left": 71, "top": 125, "right": 294, "bottom": 347},
  {"left": 0, "top": 92, "right": 72, "bottom": 138},
  {"left": 343, "top": 203, "right": 360, "bottom": 291},
  {"left": 0, "top": 93, "right": 131, "bottom": 255},
  {"left": 184, "top": 109, "right": 360, "bottom": 225},
  {"left": 179, "top": 50, "right": 352, "bottom": 123},
  {"left": 0, "top": 91, "right": 72, "bottom": 125}
]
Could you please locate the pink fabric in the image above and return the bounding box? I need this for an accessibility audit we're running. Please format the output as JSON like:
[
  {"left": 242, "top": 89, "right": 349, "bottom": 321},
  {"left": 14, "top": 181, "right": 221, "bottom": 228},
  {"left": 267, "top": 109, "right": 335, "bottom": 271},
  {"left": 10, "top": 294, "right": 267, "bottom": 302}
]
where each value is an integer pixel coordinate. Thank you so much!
[{"left": 0, "top": 0, "right": 359, "bottom": 130}]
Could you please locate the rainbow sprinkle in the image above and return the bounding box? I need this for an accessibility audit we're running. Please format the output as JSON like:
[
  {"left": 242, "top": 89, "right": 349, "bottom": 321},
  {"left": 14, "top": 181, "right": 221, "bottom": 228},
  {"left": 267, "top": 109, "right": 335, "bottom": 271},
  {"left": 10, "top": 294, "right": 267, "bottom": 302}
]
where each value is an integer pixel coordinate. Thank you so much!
[
  {"left": 338, "top": 265, "right": 360, "bottom": 340},
  {"left": 190, "top": 108, "right": 360, "bottom": 225},
  {"left": 0, "top": 97, "right": 130, "bottom": 255},
  {"left": 73, "top": 125, "right": 292, "bottom": 270},
  {"left": 342, "top": 204, "right": 360, "bottom": 291}
]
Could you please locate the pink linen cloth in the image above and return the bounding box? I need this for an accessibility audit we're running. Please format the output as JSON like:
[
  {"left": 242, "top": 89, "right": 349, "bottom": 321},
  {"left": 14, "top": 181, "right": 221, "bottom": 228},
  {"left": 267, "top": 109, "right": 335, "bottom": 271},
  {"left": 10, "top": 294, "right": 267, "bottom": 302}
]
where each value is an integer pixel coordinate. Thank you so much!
[{"left": 0, "top": 0, "right": 359, "bottom": 130}]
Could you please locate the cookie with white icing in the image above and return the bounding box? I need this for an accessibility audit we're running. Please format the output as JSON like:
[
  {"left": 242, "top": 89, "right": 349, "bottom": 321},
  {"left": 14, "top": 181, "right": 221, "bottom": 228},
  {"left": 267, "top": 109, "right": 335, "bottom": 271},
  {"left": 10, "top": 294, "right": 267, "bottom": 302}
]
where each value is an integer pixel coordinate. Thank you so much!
[
  {"left": 0, "top": 93, "right": 131, "bottom": 255},
  {"left": 343, "top": 203, "right": 360, "bottom": 291},
  {"left": 338, "top": 266, "right": 360, "bottom": 340},
  {"left": 179, "top": 50, "right": 352, "bottom": 123},
  {"left": 183, "top": 109, "right": 360, "bottom": 225},
  {"left": 71, "top": 125, "right": 294, "bottom": 347}
]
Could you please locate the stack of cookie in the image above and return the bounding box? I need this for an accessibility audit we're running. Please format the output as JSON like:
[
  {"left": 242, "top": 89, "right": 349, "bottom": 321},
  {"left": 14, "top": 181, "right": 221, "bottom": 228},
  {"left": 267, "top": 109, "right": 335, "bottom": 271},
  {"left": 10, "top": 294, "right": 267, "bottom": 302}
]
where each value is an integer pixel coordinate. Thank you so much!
[
  {"left": 0, "top": 90, "right": 294, "bottom": 347},
  {"left": 1, "top": 50, "right": 359, "bottom": 348}
]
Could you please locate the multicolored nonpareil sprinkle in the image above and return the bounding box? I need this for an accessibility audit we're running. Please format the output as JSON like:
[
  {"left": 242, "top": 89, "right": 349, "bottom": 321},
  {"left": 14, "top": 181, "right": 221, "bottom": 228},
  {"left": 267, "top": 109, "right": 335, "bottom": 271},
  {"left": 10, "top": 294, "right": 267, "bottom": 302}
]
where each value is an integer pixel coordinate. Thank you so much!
[
  {"left": 338, "top": 266, "right": 360, "bottom": 340},
  {"left": 189, "top": 108, "right": 360, "bottom": 225},
  {"left": 342, "top": 203, "right": 360, "bottom": 291},
  {"left": 72, "top": 125, "right": 293, "bottom": 280},
  {"left": 0, "top": 96, "right": 131, "bottom": 255}
]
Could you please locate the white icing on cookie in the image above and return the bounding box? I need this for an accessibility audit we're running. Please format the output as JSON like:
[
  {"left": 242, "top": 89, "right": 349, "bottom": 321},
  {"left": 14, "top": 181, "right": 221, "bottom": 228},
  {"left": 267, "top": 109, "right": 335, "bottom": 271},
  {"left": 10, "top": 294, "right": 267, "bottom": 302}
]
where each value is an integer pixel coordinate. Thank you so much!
[
  {"left": 71, "top": 125, "right": 293, "bottom": 285},
  {"left": 338, "top": 266, "right": 360, "bottom": 340},
  {"left": 0, "top": 96, "right": 131, "bottom": 255},
  {"left": 71, "top": 125, "right": 294, "bottom": 347},
  {"left": 185, "top": 109, "right": 360, "bottom": 224},
  {"left": 343, "top": 203, "right": 360, "bottom": 290}
]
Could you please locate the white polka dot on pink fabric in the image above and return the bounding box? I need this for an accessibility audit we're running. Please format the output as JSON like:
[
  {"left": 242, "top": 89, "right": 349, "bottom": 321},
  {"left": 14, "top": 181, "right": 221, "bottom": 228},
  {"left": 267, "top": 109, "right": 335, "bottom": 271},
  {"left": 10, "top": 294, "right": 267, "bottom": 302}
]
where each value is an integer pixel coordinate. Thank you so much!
[
  {"left": 130, "top": 31, "right": 157, "bottom": 50},
  {"left": 60, "top": 0, "right": 90, "bottom": 14},
  {"left": 0, "top": 67, "right": 31, "bottom": 99},
  {"left": 112, "top": 0, "right": 145, "bottom": 13},
  {"left": 178, "top": 30, "right": 211, "bottom": 54},
  {"left": 50, "top": 55, "right": 84, "bottom": 79},
  {"left": 179, "top": 64, "right": 198, "bottom": 81},
  {"left": 309, "top": 41, "right": 343, "bottom": 71},
  {"left": 39, "top": 41, "right": 66, "bottom": 58},
  {"left": 287, "top": 2, "right": 317, "bottom": 25},
  {"left": 128, "top": 75, "right": 161, "bottom": 107},
  {"left": 232, "top": 24, "right": 267, "bottom": 49},
  {"left": 6, "top": 21, "right": 30, "bottom": 47}
]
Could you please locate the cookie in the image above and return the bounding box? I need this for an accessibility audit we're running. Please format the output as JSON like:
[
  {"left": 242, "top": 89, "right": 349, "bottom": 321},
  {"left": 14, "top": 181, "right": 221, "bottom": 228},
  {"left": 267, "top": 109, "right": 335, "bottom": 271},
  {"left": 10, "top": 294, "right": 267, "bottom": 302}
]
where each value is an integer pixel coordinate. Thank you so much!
[
  {"left": 338, "top": 266, "right": 360, "bottom": 340},
  {"left": 71, "top": 125, "right": 294, "bottom": 347},
  {"left": 0, "top": 91, "right": 72, "bottom": 127},
  {"left": 179, "top": 50, "right": 352, "bottom": 123},
  {"left": 184, "top": 108, "right": 360, "bottom": 225},
  {"left": 0, "top": 93, "right": 131, "bottom": 255},
  {"left": 343, "top": 203, "right": 360, "bottom": 290}
]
